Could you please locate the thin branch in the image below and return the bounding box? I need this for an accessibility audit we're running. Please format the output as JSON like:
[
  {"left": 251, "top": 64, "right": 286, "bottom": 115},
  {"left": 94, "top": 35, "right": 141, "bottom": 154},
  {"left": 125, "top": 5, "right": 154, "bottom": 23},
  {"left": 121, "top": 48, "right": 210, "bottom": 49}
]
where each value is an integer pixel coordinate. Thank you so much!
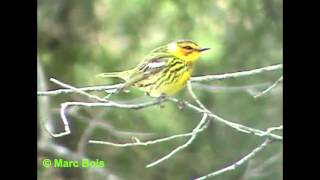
[
  {"left": 167, "top": 97, "right": 282, "bottom": 141},
  {"left": 89, "top": 121, "right": 208, "bottom": 147},
  {"left": 45, "top": 100, "right": 163, "bottom": 137},
  {"left": 194, "top": 139, "right": 272, "bottom": 180},
  {"left": 60, "top": 99, "right": 282, "bottom": 142},
  {"left": 89, "top": 113, "right": 210, "bottom": 169},
  {"left": 191, "top": 82, "right": 271, "bottom": 93},
  {"left": 44, "top": 103, "right": 71, "bottom": 137},
  {"left": 50, "top": 78, "right": 109, "bottom": 102},
  {"left": 37, "top": 57, "right": 53, "bottom": 140},
  {"left": 187, "top": 82, "right": 210, "bottom": 111},
  {"left": 37, "top": 57, "right": 114, "bottom": 178},
  {"left": 77, "top": 110, "right": 107, "bottom": 155},
  {"left": 37, "top": 83, "right": 124, "bottom": 96},
  {"left": 254, "top": 76, "right": 283, "bottom": 98},
  {"left": 43, "top": 79, "right": 282, "bottom": 140},
  {"left": 42, "top": 79, "right": 160, "bottom": 137},
  {"left": 37, "top": 62, "right": 283, "bottom": 179},
  {"left": 146, "top": 113, "right": 209, "bottom": 168},
  {"left": 243, "top": 151, "right": 282, "bottom": 178},
  {"left": 263, "top": 125, "right": 283, "bottom": 137},
  {"left": 190, "top": 64, "right": 282, "bottom": 82},
  {"left": 37, "top": 64, "right": 282, "bottom": 97},
  {"left": 194, "top": 125, "right": 282, "bottom": 179},
  {"left": 74, "top": 113, "right": 156, "bottom": 139},
  {"left": 267, "top": 125, "right": 283, "bottom": 132},
  {"left": 186, "top": 82, "right": 282, "bottom": 141}
]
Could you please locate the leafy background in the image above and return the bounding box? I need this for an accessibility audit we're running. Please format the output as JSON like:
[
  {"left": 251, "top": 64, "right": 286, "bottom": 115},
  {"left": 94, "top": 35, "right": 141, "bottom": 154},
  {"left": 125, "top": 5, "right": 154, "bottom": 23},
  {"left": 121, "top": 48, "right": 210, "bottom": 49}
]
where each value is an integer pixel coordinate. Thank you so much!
[{"left": 37, "top": 0, "right": 282, "bottom": 179}]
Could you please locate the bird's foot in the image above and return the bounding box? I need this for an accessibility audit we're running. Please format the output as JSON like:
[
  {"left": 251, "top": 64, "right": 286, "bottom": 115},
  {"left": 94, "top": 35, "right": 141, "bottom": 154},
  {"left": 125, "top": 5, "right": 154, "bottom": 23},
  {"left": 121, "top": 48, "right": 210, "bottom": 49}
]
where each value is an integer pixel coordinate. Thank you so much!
[
  {"left": 157, "top": 93, "right": 167, "bottom": 108},
  {"left": 177, "top": 99, "right": 186, "bottom": 110}
]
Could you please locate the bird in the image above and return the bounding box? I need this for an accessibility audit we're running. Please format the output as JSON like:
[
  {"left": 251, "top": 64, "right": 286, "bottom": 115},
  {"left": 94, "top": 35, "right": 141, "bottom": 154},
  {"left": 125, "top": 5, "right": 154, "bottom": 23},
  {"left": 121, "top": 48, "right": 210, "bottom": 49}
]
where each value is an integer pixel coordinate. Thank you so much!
[{"left": 97, "top": 40, "right": 210, "bottom": 98}]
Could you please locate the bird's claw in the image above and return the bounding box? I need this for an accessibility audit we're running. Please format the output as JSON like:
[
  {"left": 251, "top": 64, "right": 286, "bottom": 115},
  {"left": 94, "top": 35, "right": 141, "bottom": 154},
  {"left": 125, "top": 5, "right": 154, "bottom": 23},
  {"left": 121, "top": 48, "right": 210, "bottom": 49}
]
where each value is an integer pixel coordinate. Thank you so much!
[
  {"left": 157, "top": 94, "right": 167, "bottom": 108},
  {"left": 177, "top": 99, "right": 186, "bottom": 110}
]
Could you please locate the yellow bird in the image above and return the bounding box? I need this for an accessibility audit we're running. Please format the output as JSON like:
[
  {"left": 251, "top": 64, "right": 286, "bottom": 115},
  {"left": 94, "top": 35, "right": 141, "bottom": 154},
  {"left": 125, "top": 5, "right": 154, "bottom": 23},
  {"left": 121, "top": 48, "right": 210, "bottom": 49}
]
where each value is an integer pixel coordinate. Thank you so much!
[{"left": 97, "top": 40, "right": 210, "bottom": 97}]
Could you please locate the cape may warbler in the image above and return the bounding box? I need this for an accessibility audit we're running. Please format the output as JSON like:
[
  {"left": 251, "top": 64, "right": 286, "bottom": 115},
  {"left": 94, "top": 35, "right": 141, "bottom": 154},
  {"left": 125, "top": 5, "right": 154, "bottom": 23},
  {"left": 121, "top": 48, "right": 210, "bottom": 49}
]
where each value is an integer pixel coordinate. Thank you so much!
[{"left": 97, "top": 40, "right": 210, "bottom": 97}]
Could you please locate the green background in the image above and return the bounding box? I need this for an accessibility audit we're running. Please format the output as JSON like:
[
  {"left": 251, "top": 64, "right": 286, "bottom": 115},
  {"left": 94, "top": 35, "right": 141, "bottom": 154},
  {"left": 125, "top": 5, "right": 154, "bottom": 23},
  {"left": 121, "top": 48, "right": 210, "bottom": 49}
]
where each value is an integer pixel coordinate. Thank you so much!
[{"left": 38, "top": 0, "right": 282, "bottom": 179}]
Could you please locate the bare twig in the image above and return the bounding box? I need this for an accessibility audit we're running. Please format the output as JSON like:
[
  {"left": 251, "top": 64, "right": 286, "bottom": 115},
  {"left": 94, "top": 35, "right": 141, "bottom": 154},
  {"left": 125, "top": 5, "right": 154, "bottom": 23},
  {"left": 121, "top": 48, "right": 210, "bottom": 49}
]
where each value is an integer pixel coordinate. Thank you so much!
[
  {"left": 37, "top": 83, "right": 124, "bottom": 96},
  {"left": 187, "top": 82, "right": 210, "bottom": 111},
  {"left": 167, "top": 97, "right": 283, "bottom": 141},
  {"left": 77, "top": 110, "right": 107, "bottom": 155},
  {"left": 37, "top": 57, "right": 116, "bottom": 179},
  {"left": 37, "top": 63, "right": 282, "bottom": 179},
  {"left": 192, "top": 82, "right": 271, "bottom": 93},
  {"left": 73, "top": 112, "right": 156, "bottom": 139},
  {"left": 45, "top": 100, "right": 163, "bottom": 137},
  {"left": 58, "top": 98, "right": 282, "bottom": 142},
  {"left": 266, "top": 125, "right": 283, "bottom": 132},
  {"left": 89, "top": 118, "right": 208, "bottom": 147},
  {"left": 38, "top": 57, "right": 52, "bottom": 140},
  {"left": 43, "top": 78, "right": 282, "bottom": 140},
  {"left": 42, "top": 78, "right": 162, "bottom": 137},
  {"left": 254, "top": 76, "right": 283, "bottom": 98},
  {"left": 190, "top": 64, "right": 282, "bottom": 82},
  {"left": 242, "top": 151, "right": 282, "bottom": 178},
  {"left": 194, "top": 125, "right": 282, "bottom": 179},
  {"left": 146, "top": 113, "right": 209, "bottom": 168},
  {"left": 50, "top": 78, "right": 109, "bottom": 102},
  {"left": 194, "top": 139, "right": 272, "bottom": 180},
  {"left": 37, "top": 64, "right": 282, "bottom": 97},
  {"left": 186, "top": 82, "right": 282, "bottom": 141}
]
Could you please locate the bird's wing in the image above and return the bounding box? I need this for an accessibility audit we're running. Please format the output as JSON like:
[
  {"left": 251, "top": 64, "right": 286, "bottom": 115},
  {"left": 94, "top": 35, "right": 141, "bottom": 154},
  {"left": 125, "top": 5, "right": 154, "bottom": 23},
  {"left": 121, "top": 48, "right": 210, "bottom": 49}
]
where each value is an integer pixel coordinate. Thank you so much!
[
  {"left": 137, "top": 56, "right": 169, "bottom": 74},
  {"left": 123, "top": 54, "right": 172, "bottom": 88}
]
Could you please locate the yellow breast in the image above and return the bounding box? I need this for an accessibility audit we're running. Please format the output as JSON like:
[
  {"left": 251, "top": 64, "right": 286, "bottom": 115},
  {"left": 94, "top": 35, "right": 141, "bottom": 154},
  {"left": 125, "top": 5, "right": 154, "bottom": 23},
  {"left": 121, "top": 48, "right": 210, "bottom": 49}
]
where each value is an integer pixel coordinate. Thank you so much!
[{"left": 145, "top": 67, "right": 192, "bottom": 97}]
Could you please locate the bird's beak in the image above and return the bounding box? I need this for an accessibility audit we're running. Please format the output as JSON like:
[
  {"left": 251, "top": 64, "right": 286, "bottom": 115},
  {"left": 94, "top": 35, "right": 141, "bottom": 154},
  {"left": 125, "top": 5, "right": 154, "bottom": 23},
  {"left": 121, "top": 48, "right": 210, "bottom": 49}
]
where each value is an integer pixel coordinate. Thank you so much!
[{"left": 198, "top": 47, "right": 210, "bottom": 52}]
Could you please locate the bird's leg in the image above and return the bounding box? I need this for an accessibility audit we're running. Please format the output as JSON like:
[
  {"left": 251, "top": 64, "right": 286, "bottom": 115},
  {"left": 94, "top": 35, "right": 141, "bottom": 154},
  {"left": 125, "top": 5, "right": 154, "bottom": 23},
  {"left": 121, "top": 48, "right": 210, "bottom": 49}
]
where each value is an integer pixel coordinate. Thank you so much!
[
  {"left": 177, "top": 99, "right": 187, "bottom": 110},
  {"left": 157, "top": 93, "right": 167, "bottom": 108}
]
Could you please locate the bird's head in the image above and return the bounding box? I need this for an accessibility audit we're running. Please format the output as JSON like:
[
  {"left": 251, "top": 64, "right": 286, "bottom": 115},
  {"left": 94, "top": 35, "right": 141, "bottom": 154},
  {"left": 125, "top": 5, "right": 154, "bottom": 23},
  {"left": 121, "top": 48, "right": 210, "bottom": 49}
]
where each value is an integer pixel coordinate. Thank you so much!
[{"left": 167, "top": 40, "right": 210, "bottom": 63}]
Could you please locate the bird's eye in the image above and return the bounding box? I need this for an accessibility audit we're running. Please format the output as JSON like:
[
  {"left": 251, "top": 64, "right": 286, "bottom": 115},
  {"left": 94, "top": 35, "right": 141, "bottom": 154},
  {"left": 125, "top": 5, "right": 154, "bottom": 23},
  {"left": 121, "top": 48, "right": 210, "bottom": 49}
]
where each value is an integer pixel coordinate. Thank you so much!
[{"left": 184, "top": 46, "right": 193, "bottom": 50}]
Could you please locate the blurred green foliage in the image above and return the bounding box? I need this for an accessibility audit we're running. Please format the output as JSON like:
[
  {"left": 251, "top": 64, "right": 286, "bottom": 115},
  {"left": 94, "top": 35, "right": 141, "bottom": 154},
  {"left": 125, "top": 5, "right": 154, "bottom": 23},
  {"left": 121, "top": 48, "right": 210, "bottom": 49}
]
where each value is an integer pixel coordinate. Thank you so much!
[{"left": 38, "top": 0, "right": 282, "bottom": 179}]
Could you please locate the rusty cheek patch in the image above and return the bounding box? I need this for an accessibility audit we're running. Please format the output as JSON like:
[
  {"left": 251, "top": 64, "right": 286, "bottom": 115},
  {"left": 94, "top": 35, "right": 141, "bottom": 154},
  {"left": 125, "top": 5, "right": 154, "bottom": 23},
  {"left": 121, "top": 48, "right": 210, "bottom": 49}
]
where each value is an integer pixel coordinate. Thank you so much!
[{"left": 180, "top": 48, "right": 193, "bottom": 56}]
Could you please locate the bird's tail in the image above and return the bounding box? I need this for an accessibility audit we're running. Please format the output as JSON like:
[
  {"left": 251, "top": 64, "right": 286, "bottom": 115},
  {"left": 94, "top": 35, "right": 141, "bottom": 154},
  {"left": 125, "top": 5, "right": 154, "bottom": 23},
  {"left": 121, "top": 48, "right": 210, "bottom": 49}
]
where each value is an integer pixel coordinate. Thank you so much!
[{"left": 96, "top": 70, "right": 132, "bottom": 81}]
